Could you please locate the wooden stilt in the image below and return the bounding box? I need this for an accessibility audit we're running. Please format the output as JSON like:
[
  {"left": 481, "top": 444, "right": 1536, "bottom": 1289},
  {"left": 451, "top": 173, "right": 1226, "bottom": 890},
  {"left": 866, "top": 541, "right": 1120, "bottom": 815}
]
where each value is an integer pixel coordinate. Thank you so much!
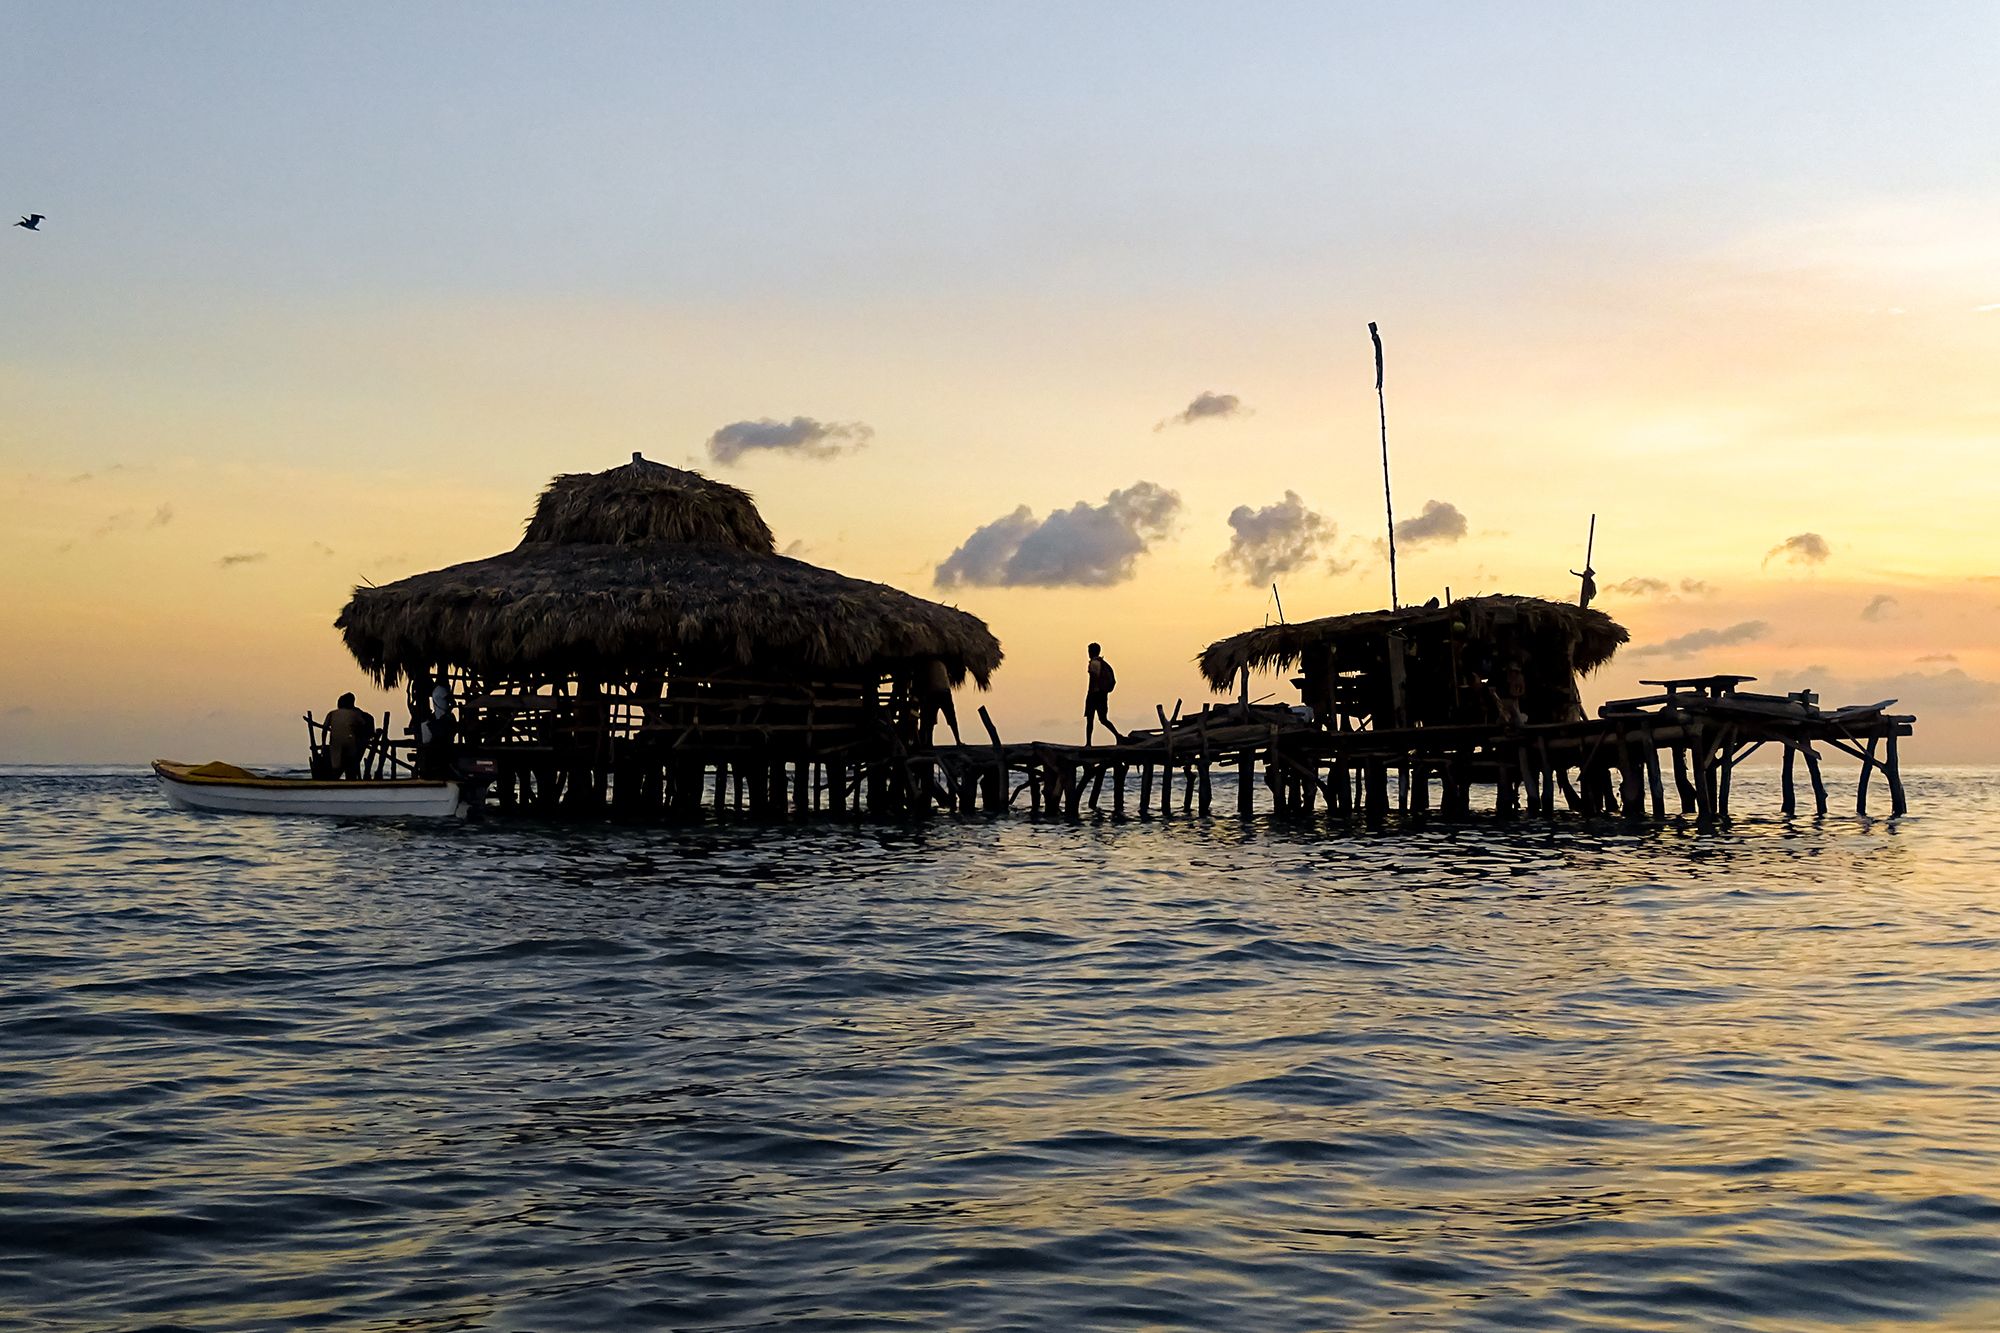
[
  {"left": 1643, "top": 736, "right": 1666, "bottom": 819},
  {"left": 1887, "top": 732, "right": 1907, "bottom": 816},
  {"left": 1781, "top": 743, "right": 1797, "bottom": 815},
  {"left": 1801, "top": 743, "right": 1827, "bottom": 816},
  {"left": 1858, "top": 735, "right": 1878, "bottom": 816},
  {"left": 1671, "top": 744, "right": 1697, "bottom": 814}
]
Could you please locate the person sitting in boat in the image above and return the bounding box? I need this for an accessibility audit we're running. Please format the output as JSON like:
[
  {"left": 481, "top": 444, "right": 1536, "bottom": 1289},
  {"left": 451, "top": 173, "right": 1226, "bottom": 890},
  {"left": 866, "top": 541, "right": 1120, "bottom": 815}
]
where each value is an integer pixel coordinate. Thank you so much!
[{"left": 325, "top": 693, "right": 376, "bottom": 780}]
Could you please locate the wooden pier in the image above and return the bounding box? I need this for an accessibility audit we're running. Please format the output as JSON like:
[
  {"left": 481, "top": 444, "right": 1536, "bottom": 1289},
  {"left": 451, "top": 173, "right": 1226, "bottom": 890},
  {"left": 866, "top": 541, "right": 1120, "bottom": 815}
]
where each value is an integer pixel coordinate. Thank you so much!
[{"left": 910, "top": 674, "right": 1913, "bottom": 826}]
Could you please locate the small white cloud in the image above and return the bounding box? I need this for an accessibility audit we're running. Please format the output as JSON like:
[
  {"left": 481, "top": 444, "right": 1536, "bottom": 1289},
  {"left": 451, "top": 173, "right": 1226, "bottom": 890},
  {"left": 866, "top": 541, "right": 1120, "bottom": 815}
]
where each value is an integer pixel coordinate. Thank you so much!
[
  {"left": 1157, "top": 391, "right": 1247, "bottom": 431},
  {"left": 1630, "top": 620, "right": 1770, "bottom": 659},
  {"left": 935, "top": 482, "right": 1181, "bottom": 588},
  {"left": 1764, "top": 532, "right": 1830, "bottom": 567},
  {"left": 706, "top": 417, "right": 871, "bottom": 464},
  {"left": 1393, "top": 499, "right": 1468, "bottom": 548}
]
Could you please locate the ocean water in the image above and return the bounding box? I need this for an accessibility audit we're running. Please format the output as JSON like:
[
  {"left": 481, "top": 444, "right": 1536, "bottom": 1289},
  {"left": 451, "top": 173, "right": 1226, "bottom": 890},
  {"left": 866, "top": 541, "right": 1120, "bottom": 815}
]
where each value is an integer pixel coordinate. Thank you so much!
[{"left": 5, "top": 766, "right": 2000, "bottom": 1331}]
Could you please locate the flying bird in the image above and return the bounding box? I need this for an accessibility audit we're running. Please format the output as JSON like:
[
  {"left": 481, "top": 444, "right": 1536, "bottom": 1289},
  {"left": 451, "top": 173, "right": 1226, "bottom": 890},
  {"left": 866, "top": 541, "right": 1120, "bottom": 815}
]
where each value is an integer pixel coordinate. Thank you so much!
[{"left": 14, "top": 214, "right": 43, "bottom": 231}]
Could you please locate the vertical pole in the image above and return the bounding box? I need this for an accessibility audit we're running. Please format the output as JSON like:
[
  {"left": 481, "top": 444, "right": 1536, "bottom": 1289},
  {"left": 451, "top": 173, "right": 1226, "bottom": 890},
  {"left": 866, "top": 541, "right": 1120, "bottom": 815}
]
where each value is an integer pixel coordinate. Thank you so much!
[
  {"left": 1781, "top": 742, "right": 1798, "bottom": 815},
  {"left": 1644, "top": 731, "right": 1666, "bottom": 820},
  {"left": 1157, "top": 705, "right": 1175, "bottom": 817},
  {"left": 1858, "top": 735, "right": 1878, "bottom": 816},
  {"left": 1801, "top": 743, "right": 1828, "bottom": 816},
  {"left": 977, "top": 706, "right": 1006, "bottom": 813},
  {"left": 1886, "top": 731, "right": 1907, "bottom": 816},
  {"left": 1369, "top": 320, "right": 1398, "bottom": 609}
]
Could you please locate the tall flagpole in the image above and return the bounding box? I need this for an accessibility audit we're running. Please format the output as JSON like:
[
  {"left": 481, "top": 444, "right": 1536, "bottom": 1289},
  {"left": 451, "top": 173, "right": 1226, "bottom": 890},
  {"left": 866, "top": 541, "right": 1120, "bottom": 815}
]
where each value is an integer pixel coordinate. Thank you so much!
[{"left": 1370, "top": 321, "right": 1398, "bottom": 610}]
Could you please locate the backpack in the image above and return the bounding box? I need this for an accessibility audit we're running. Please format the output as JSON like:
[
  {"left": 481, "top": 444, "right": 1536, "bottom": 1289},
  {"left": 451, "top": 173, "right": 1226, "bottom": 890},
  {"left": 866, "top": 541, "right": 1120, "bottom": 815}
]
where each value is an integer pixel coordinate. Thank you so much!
[{"left": 1098, "top": 660, "right": 1117, "bottom": 693}]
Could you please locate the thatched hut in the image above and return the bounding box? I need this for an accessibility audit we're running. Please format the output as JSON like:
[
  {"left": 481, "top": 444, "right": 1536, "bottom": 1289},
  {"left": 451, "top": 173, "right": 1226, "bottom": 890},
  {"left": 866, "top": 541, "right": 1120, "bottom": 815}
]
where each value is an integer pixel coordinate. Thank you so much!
[
  {"left": 1198, "top": 594, "right": 1626, "bottom": 732},
  {"left": 336, "top": 454, "right": 1002, "bottom": 816}
]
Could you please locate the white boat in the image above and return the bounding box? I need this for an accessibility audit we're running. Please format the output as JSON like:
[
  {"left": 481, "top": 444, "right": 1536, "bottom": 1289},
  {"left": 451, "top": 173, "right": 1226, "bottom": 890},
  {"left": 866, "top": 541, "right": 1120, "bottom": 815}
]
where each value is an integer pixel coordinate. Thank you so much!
[{"left": 152, "top": 760, "right": 468, "bottom": 818}]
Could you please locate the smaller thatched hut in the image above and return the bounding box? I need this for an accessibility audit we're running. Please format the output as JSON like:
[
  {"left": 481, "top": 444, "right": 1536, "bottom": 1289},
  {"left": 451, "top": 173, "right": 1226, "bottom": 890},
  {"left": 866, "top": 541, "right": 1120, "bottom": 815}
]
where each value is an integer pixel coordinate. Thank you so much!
[
  {"left": 335, "top": 455, "right": 1002, "bottom": 816},
  {"left": 1198, "top": 594, "right": 1627, "bottom": 732}
]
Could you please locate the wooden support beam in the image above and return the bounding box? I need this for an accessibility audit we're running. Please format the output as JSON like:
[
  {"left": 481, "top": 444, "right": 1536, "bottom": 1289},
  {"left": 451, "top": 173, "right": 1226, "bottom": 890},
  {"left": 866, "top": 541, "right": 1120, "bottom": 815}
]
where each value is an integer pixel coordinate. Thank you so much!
[
  {"left": 1671, "top": 743, "right": 1697, "bottom": 814},
  {"left": 1643, "top": 733, "right": 1666, "bottom": 820},
  {"left": 1886, "top": 731, "right": 1907, "bottom": 817},
  {"left": 1858, "top": 734, "right": 1878, "bottom": 816},
  {"left": 978, "top": 706, "right": 1006, "bottom": 813},
  {"left": 1157, "top": 705, "right": 1175, "bottom": 817},
  {"left": 1801, "top": 743, "right": 1827, "bottom": 816},
  {"left": 1781, "top": 742, "right": 1797, "bottom": 815}
]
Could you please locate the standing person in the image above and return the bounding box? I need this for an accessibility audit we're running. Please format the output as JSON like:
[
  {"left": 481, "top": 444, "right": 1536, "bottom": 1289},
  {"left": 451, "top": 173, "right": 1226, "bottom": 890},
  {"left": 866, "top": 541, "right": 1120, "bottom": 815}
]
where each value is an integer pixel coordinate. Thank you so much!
[
  {"left": 324, "top": 692, "right": 376, "bottom": 780},
  {"left": 1084, "top": 642, "right": 1122, "bottom": 746},
  {"left": 917, "top": 656, "right": 963, "bottom": 748},
  {"left": 1570, "top": 564, "right": 1597, "bottom": 610}
]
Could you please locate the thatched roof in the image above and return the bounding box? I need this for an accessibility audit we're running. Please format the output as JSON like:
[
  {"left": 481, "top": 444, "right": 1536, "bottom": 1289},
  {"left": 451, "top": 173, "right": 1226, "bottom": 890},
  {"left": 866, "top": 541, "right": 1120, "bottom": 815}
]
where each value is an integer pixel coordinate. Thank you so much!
[
  {"left": 337, "top": 455, "right": 1002, "bottom": 688},
  {"left": 1197, "top": 594, "right": 1627, "bottom": 691}
]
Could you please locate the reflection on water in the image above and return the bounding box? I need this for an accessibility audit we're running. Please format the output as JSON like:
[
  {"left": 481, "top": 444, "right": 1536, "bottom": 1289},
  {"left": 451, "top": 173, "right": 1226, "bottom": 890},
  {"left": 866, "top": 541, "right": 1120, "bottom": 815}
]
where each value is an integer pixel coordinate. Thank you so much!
[{"left": 4, "top": 768, "right": 2000, "bottom": 1330}]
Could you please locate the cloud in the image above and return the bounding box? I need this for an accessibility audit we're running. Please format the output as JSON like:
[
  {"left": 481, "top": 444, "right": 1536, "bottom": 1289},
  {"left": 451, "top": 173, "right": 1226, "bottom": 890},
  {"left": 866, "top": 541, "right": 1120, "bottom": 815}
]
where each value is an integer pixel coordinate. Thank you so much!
[
  {"left": 934, "top": 481, "right": 1181, "bottom": 588},
  {"left": 1393, "top": 499, "right": 1468, "bottom": 548},
  {"left": 1156, "top": 391, "right": 1247, "bottom": 430},
  {"left": 1218, "top": 491, "right": 1340, "bottom": 585},
  {"left": 311, "top": 541, "right": 336, "bottom": 557},
  {"left": 1917, "top": 653, "right": 1958, "bottom": 664},
  {"left": 1801, "top": 666, "right": 2000, "bottom": 713},
  {"left": 781, "top": 538, "right": 809, "bottom": 558},
  {"left": 148, "top": 504, "right": 173, "bottom": 529},
  {"left": 706, "top": 416, "right": 871, "bottom": 464},
  {"left": 1764, "top": 532, "right": 1830, "bottom": 567},
  {"left": 217, "top": 552, "right": 268, "bottom": 568},
  {"left": 1, "top": 705, "right": 33, "bottom": 719},
  {"left": 1860, "top": 594, "right": 1899, "bottom": 621},
  {"left": 1609, "top": 576, "right": 1716, "bottom": 599},
  {"left": 1629, "top": 620, "right": 1770, "bottom": 658}
]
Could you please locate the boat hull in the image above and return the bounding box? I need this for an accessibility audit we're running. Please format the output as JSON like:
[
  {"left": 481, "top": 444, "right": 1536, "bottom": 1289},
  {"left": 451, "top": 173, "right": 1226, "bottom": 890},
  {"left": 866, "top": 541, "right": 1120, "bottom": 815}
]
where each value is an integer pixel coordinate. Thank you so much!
[{"left": 153, "top": 761, "right": 466, "bottom": 818}]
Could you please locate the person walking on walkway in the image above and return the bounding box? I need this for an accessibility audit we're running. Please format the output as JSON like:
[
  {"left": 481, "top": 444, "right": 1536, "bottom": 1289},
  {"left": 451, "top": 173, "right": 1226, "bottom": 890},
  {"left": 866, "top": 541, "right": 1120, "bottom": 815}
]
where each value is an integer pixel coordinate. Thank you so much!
[{"left": 1084, "top": 642, "right": 1122, "bottom": 746}]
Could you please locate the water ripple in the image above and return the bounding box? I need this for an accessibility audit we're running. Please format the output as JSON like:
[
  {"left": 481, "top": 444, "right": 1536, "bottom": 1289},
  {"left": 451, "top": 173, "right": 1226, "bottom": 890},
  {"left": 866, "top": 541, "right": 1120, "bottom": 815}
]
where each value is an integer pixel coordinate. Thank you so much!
[{"left": 4, "top": 766, "right": 2000, "bottom": 1330}]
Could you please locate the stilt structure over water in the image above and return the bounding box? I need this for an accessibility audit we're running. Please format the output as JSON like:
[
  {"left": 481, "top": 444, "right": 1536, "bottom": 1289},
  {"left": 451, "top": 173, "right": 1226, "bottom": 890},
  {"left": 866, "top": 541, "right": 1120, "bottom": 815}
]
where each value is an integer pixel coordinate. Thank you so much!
[
  {"left": 335, "top": 455, "right": 1002, "bottom": 819},
  {"left": 332, "top": 460, "right": 1911, "bottom": 825}
]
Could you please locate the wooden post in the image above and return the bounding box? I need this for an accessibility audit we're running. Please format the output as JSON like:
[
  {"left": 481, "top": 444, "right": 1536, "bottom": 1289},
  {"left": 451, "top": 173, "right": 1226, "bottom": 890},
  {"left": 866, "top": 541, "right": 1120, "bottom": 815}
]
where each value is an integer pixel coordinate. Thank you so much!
[
  {"left": 1858, "top": 734, "right": 1878, "bottom": 816},
  {"left": 1801, "top": 743, "right": 1827, "bottom": 816},
  {"left": 1671, "top": 743, "right": 1697, "bottom": 814},
  {"left": 1886, "top": 731, "right": 1907, "bottom": 816},
  {"left": 1781, "top": 743, "right": 1798, "bottom": 815},
  {"left": 1715, "top": 727, "right": 1735, "bottom": 819},
  {"left": 1139, "top": 760, "right": 1154, "bottom": 818},
  {"left": 1113, "top": 763, "right": 1127, "bottom": 816},
  {"left": 1157, "top": 705, "right": 1175, "bottom": 817},
  {"left": 1364, "top": 761, "right": 1388, "bottom": 823},
  {"left": 978, "top": 706, "right": 1006, "bottom": 813},
  {"left": 1643, "top": 733, "right": 1666, "bottom": 820},
  {"left": 1687, "top": 728, "right": 1712, "bottom": 824}
]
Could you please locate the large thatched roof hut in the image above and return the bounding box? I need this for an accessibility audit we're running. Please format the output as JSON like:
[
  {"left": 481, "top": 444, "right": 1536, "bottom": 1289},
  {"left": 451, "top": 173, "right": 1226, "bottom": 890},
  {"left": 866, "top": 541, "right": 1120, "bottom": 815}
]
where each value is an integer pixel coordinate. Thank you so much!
[
  {"left": 334, "top": 456, "right": 1001, "bottom": 818},
  {"left": 1199, "top": 594, "right": 1627, "bottom": 731},
  {"left": 337, "top": 454, "right": 1001, "bottom": 689}
]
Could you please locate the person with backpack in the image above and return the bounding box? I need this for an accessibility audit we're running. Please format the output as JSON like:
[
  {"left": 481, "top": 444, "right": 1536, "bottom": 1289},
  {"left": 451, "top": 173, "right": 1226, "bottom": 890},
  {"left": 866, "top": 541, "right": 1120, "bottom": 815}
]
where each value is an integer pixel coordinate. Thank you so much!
[{"left": 1084, "top": 642, "right": 1122, "bottom": 745}]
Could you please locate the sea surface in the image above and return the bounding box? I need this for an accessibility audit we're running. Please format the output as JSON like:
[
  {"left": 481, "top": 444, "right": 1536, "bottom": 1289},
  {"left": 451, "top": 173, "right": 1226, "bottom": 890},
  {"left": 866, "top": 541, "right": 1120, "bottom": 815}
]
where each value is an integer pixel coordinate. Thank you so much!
[{"left": 5, "top": 766, "right": 2000, "bottom": 1331}]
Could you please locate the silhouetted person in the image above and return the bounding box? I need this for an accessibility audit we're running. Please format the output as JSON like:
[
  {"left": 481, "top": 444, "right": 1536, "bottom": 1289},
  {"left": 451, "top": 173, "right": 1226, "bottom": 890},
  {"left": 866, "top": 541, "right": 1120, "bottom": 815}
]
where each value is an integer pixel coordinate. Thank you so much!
[
  {"left": 917, "top": 656, "right": 962, "bottom": 747},
  {"left": 1571, "top": 565, "right": 1597, "bottom": 610},
  {"left": 1084, "top": 642, "right": 1121, "bottom": 745},
  {"left": 14, "top": 214, "right": 42, "bottom": 231},
  {"left": 324, "top": 692, "right": 376, "bottom": 780}
]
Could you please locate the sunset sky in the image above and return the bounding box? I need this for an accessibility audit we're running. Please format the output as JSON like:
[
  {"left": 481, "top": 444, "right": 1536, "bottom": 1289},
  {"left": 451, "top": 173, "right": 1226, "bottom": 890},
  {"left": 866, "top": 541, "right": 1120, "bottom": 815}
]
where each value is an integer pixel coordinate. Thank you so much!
[{"left": 4, "top": 3, "right": 1998, "bottom": 763}]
